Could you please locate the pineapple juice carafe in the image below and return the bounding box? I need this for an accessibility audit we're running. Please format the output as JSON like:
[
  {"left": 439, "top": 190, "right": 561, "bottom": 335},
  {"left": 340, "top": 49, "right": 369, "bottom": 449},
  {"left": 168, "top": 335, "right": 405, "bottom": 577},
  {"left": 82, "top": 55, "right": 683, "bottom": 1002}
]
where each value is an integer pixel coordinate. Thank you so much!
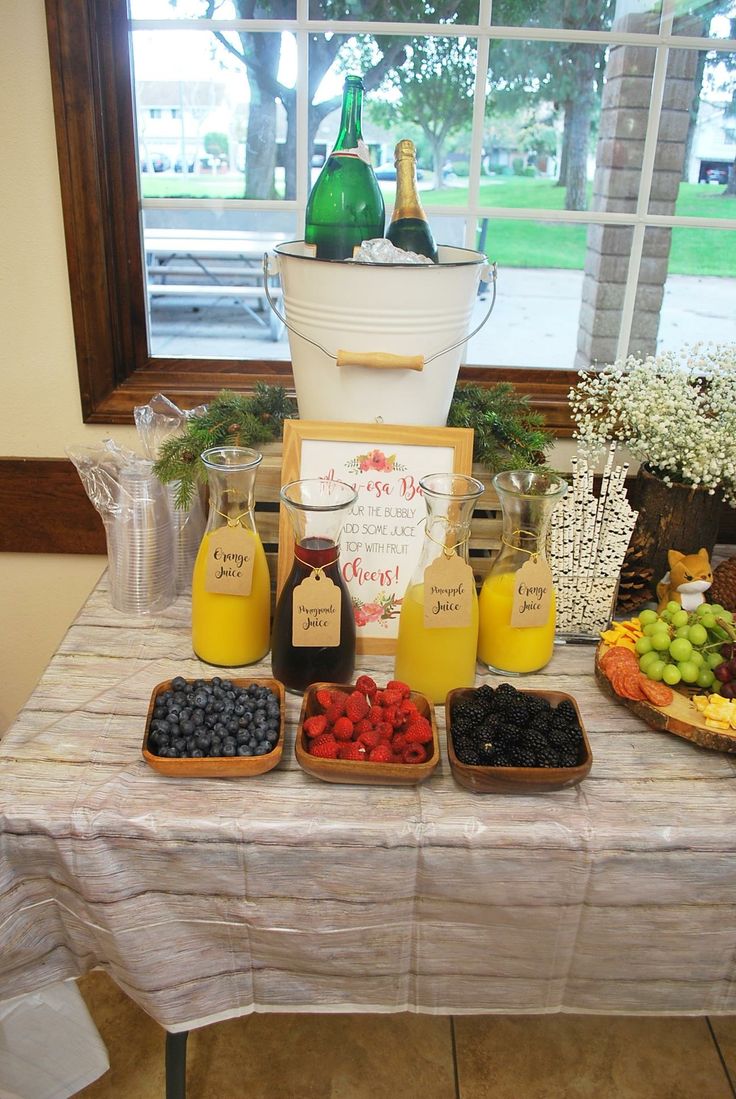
[
  {"left": 394, "top": 473, "right": 484, "bottom": 704},
  {"left": 478, "top": 470, "right": 568, "bottom": 674},
  {"left": 191, "top": 447, "right": 271, "bottom": 666}
]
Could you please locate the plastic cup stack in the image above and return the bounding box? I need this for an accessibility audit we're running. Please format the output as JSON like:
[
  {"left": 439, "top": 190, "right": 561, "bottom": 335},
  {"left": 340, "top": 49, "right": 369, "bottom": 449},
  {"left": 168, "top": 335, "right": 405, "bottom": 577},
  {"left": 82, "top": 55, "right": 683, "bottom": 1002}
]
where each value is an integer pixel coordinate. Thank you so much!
[
  {"left": 107, "top": 462, "right": 176, "bottom": 614},
  {"left": 167, "top": 482, "right": 206, "bottom": 595}
]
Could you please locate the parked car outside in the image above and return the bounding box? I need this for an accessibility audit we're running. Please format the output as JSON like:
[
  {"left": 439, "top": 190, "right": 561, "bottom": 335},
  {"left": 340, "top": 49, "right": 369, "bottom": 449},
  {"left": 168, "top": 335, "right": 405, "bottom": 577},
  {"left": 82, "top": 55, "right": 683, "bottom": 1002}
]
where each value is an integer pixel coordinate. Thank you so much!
[
  {"left": 706, "top": 166, "right": 729, "bottom": 184},
  {"left": 140, "top": 152, "right": 171, "bottom": 173}
]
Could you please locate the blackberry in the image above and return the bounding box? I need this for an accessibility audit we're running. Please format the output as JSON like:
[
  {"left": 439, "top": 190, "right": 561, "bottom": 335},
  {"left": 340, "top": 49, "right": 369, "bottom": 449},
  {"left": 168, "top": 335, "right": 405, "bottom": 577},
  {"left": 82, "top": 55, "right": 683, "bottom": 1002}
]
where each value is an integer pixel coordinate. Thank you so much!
[
  {"left": 500, "top": 697, "right": 532, "bottom": 728},
  {"left": 452, "top": 699, "right": 479, "bottom": 725},
  {"left": 493, "top": 682, "right": 519, "bottom": 709}
]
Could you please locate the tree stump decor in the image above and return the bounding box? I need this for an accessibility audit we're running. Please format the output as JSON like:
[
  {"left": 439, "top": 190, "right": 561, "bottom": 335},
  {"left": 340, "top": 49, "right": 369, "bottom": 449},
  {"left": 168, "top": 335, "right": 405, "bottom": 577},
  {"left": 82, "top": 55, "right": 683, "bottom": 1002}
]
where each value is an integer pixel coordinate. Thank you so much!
[{"left": 616, "top": 465, "right": 723, "bottom": 613}]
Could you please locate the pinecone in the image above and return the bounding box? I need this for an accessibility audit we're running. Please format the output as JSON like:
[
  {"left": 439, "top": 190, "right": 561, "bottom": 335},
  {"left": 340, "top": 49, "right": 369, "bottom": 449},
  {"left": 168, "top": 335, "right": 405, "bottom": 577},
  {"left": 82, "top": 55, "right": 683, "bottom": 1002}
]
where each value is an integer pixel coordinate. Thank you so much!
[
  {"left": 710, "top": 557, "right": 736, "bottom": 613},
  {"left": 615, "top": 529, "right": 656, "bottom": 614}
]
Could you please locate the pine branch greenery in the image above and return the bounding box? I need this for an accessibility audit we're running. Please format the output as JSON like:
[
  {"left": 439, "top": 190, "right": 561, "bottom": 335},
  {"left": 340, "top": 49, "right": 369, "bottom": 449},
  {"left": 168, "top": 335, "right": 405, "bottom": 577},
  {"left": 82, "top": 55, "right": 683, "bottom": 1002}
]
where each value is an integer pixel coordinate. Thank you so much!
[
  {"left": 153, "top": 386, "right": 297, "bottom": 508},
  {"left": 154, "top": 382, "right": 552, "bottom": 508},
  {"left": 447, "top": 383, "right": 552, "bottom": 472}
]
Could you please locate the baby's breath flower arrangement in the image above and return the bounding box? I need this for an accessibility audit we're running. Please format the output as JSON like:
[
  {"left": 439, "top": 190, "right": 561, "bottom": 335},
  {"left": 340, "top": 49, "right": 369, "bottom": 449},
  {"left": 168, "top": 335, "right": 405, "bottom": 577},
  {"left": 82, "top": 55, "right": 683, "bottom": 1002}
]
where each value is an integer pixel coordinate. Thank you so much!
[{"left": 569, "top": 343, "right": 736, "bottom": 508}]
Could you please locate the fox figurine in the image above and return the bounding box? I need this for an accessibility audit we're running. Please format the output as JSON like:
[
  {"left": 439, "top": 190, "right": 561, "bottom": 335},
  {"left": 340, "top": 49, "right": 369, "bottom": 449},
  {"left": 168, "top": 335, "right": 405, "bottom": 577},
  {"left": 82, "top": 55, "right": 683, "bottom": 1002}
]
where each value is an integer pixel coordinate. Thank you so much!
[{"left": 656, "top": 547, "right": 713, "bottom": 613}]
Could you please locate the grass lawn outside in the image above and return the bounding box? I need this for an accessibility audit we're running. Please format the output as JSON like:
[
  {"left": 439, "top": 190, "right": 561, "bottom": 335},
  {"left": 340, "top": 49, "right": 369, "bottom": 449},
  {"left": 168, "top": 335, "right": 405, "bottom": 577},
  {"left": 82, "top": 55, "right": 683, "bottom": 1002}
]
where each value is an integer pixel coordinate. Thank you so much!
[{"left": 141, "top": 174, "right": 736, "bottom": 277}]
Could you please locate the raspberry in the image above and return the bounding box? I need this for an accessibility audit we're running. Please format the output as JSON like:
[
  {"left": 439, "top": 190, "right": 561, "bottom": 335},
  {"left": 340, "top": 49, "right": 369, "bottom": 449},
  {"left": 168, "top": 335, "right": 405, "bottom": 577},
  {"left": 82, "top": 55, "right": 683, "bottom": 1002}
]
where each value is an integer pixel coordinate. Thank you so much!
[
  {"left": 403, "top": 744, "right": 428, "bottom": 764},
  {"left": 353, "top": 718, "right": 373, "bottom": 736},
  {"left": 392, "top": 733, "right": 408, "bottom": 753},
  {"left": 367, "top": 705, "right": 385, "bottom": 724},
  {"left": 303, "top": 714, "right": 328, "bottom": 738},
  {"left": 398, "top": 699, "right": 418, "bottom": 718},
  {"left": 387, "top": 680, "right": 411, "bottom": 698},
  {"left": 309, "top": 739, "right": 341, "bottom": 759},
  {"left": 377, "top": 689, "right": 402, "bottom": 706},
  {"left": 382, "top": 705, "right": 402, "bottom": 728},
  {"left": 332, "top": 716, "right": 354, "bottom": 741},
  {"left": 355, "top": 675, "right": 377, "bottom": 696},
  {"left": 375, "top": 722, "right": 393, "bottom": 739},
  {"left": 324, "top": 703, "right": 346, "bottom": 724},
  {"left": 368, "top": 744, "right": 393, "bottom": 763},
  {"left": 357, "top": 728, "right": 382, "bottom": 751},
  {"left": 311, "top": 733, "right": 336, "bottom": 748},
  {"left": 345, "top": 691, "right": 369, "bottom": 722},
  {"left": 339, "top": 742, "right": 366, "bottom": 761},
  {"left": 404, "top": 720, "right": 433, "bottom": 745},
  {"left": 315, "top": 688, "right": 333, "bottom": 710}
]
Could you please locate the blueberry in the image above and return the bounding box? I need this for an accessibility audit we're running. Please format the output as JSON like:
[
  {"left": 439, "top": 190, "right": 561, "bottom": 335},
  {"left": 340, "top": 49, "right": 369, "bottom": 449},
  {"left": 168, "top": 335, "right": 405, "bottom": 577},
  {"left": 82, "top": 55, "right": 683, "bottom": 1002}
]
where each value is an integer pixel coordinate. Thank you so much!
[
  {"left": 223, "top": 742, "right": 236, "bottom": 757},
  {"left": 190, "top": 749, "right": 204, "bottom": 758},
  {"left": 172, "top": 676, "right": 187, "bottom": 691},
  {"left": 193, "top": 692, "right": 208, "bottom": 709},
  {"left": 255, "top": 743, "right": 271, "bottom": 755}
]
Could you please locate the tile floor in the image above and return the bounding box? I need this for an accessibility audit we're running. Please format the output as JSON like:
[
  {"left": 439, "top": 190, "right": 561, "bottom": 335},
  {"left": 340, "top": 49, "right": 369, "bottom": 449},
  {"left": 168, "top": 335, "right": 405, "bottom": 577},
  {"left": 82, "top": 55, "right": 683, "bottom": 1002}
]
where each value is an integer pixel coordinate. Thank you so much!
[{"left": 76, "top": 971, "right": 736, "bottom": 1098}]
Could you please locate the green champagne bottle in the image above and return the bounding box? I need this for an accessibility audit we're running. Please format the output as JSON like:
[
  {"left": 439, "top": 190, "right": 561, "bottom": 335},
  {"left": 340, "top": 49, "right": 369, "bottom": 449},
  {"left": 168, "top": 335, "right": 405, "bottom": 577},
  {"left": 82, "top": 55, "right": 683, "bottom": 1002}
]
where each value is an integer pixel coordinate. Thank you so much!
[
  {"left": 305, "top": 75, "right": 385, "bottom": 261},
  {"left": 386, "top": 139, "right": 438, "bottom": 262}
]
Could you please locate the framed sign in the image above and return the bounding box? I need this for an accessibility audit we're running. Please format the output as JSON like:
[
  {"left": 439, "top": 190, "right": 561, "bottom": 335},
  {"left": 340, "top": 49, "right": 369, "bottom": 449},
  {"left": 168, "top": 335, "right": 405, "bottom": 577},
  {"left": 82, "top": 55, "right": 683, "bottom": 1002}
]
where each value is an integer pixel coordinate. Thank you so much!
[{"left": 278, "top": 420, "right": 474, "bottom": 654}]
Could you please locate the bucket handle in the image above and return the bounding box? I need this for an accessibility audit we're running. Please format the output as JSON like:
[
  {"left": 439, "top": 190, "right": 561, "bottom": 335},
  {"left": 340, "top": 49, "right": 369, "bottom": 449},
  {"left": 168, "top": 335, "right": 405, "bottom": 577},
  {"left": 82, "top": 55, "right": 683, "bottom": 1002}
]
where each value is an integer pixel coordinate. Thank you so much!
[{"left": 262, "top": 253, "right": 497, "bottom": 369}]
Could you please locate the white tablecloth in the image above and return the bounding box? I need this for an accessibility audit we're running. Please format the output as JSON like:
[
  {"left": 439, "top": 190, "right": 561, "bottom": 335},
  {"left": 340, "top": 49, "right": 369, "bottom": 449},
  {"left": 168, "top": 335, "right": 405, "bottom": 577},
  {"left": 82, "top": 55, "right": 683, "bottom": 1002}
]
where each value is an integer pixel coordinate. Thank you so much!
[{"left": 1, "top": 574, "right": 735, "bottom": 1032}]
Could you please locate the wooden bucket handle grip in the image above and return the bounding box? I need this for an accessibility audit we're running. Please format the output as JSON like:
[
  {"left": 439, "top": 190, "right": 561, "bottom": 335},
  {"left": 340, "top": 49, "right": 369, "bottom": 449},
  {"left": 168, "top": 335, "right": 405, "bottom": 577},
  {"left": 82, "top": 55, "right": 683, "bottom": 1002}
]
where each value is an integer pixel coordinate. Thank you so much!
[{"left": 336, "top": 350, "right": 425, "bottom": 372}]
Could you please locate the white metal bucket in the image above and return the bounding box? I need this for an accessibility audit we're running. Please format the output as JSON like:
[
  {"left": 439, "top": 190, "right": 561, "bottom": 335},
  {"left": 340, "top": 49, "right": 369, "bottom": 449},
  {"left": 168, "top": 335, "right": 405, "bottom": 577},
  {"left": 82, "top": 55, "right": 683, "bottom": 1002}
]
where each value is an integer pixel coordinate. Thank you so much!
[{"left": 263, "top": 241, "right": 496, "bottom": 426}]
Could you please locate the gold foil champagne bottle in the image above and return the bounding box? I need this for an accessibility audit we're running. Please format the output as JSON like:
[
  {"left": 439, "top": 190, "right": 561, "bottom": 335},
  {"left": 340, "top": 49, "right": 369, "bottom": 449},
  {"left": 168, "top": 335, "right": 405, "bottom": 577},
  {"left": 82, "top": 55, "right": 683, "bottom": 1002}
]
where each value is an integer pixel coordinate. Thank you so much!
[{"left": 386, "top": 139, "right": 438, "bottom": 262}]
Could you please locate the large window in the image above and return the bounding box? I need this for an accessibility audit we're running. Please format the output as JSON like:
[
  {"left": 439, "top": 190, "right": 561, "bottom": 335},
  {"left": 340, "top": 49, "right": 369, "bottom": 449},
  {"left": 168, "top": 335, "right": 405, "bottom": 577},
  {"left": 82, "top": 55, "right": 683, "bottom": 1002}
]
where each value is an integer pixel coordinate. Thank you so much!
[{"left": 47, "top": 0, "right": 736, "bottom": 428}]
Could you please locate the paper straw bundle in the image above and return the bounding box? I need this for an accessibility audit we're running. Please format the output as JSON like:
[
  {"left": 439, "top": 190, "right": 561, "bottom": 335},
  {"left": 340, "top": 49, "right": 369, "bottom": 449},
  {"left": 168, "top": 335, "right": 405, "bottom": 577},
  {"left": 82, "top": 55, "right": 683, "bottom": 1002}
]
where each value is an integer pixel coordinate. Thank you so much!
[{"left": 548, "top": 445, "right": 638, "bottom": 636}]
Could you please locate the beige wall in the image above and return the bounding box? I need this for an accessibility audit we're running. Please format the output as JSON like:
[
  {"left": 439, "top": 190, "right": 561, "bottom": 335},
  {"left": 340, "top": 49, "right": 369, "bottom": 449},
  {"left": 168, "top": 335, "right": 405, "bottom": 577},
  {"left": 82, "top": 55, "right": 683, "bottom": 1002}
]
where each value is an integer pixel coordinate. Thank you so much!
[{"left": 0, "top": 0, "right": 582, "bottom": 733}]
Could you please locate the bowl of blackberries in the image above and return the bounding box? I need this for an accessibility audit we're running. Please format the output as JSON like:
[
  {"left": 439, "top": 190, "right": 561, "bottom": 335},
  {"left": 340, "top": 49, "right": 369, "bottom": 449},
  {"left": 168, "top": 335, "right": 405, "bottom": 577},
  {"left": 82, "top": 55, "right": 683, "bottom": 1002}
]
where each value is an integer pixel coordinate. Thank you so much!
[
  {"left": 446, "top": 682, "right": 592, "bottom": 793},
  {"left": 142, "top": 676, "right": 285, "bottom": 777}
]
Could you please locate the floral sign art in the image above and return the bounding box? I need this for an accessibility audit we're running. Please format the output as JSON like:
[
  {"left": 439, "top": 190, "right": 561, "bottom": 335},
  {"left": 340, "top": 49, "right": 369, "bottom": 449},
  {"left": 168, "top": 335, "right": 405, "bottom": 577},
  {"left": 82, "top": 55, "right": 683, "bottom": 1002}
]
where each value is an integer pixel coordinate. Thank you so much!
[{"left": 278, "top": 422, "right": 474, "bottom": 654}]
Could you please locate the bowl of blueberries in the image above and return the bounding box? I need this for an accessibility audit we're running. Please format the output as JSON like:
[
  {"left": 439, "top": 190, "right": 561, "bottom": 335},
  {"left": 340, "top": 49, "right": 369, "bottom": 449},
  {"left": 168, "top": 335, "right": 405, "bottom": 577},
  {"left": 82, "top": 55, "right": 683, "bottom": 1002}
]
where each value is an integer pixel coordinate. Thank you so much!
[{"left": 142, "top": 676, "right": 285, "bottom": 777}]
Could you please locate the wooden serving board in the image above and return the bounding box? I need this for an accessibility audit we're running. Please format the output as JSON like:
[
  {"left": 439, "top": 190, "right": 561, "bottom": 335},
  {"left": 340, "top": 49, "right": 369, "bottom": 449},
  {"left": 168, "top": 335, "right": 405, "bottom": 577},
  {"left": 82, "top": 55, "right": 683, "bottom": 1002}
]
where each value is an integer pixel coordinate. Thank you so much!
[{"left": 594, "top": 642, "right": 736, "bottom": 754}]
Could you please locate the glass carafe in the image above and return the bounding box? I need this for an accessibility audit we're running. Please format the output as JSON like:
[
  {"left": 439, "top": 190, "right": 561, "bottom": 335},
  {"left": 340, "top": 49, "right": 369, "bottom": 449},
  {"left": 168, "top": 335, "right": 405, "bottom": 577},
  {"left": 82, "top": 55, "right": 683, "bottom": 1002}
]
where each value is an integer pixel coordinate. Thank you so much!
[
  {"left": 191, "top": 447, "right": 271, "bottom": 667},
  {"left": 478, "top": 469, "right": 568, "bottom": 674},
  {"left": 394, "top": 473, "right": 485, "bottom": 704},
  {"left": 271, "top": 478, "right": 358, "bottom": 692}
]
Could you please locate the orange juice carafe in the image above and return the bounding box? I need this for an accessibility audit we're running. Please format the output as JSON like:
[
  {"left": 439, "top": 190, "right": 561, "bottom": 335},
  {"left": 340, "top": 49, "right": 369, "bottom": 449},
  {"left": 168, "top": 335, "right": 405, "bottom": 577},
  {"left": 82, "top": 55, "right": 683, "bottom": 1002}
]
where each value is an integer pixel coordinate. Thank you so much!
[
  {"left": 478, "top": 470, "right": 568, "bottom": 674},
  {"left": 191, "top": 447, "right": 271, "bottom": 666},
  {"left": 394, "top": 473, "right": 485, "bottom": 704}
]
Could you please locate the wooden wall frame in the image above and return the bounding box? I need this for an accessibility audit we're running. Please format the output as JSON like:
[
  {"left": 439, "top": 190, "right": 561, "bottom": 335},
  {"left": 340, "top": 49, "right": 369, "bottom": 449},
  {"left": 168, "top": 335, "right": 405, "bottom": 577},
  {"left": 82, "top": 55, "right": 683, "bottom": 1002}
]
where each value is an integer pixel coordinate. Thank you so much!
[
  {"left": 43, "top": 0, "right": 577, "bottom": 432},
  {"left": 278, "top": 420, "right": 475, "bottom": 654}
]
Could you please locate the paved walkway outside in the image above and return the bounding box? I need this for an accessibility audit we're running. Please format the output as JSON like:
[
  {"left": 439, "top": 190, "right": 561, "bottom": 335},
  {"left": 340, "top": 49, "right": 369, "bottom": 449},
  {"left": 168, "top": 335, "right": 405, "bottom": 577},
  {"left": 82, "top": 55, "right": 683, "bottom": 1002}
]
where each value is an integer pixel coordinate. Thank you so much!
[{"left": 149, "top": 269, "right": 735, "bottom": 368}]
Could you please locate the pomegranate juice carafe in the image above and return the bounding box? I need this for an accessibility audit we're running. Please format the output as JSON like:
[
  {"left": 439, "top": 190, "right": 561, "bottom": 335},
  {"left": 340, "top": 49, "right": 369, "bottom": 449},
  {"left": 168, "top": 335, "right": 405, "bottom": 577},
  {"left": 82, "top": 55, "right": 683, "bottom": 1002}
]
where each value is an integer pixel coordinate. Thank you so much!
[
  {"left": 394, "top": 473, "right": 484, "bottom": 704},
  {"left": 478, "top": 470, "right": 568, "bottom": 674},
  {"left": 191, "top": 447, "right": 271, "bottom": 667},
  {"left": 271, "top": 478, "right": 358, "bottom": 692}
]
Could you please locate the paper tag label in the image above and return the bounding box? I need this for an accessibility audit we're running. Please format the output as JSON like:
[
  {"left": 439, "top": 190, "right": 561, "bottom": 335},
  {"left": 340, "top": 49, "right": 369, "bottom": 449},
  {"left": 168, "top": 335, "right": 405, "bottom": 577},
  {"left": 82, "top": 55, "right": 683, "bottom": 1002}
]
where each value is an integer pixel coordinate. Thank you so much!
[
  {"left": 204, "top": 525, "right": 255, "bottom": 596},
  {"left": 510, "top": 558, "right": 553, "bottom": 628},
  {"left": 292, "top": 573, "right": 341, "bottom": 647},
  {"left": 332, "top": 140, "right": 371, "bottom": 165},
  {"left": 423, "top": 553, "right": 474, "bottom": 629}
]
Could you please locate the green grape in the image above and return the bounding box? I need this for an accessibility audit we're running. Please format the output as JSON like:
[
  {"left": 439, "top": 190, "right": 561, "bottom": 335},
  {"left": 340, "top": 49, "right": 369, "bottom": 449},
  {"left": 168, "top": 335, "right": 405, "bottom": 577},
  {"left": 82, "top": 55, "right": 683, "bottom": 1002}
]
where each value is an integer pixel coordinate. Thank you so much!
[
  {"left": 711, "top": 681, "right": 723, "bottom": 695},
  {"left": 674, "top": 626, "right": 690, "bottom": 639},
  {"left": 666, "top": 600, "right": 681, "bottom": 614},
  {"left": 638, "top": 609, "right": 659, "bottom": 626},
  {"left": 687, "top": 623, "right": 707, "bottom": 647},
  {"left": 639, "top": 651, "right": 660, "bottom": 671},
  {"left": 700, "top": 613, "right": 716, "bottom": 630},
  {"left": 672, "top": 609, "right": 689, "bottom": 628},
  {"left": 643, "top": 622, "right": 661, "bottom": 637},
  {"left": 706, "top": 650, "right": 725, "bottom": 669},
  {"left": 660, "top": 610, "right": 672, "bottom": 623},
  {"left": 696, "top": 603, "right": 711, "bottom": 617},
  {"left": 647, "top": 660, "right": 666, "bottom": 681},
  {"left": 689, "top": 651, "right": 704, "bottom": 668},
  {"left": 678, "top": 660, "right": 699, "bottom": 684},
  {"left": 669, "top": 637, "right": 693, "bottom": 662},
  {"left": 651, "top": 632, "right": 671, "bottom": 652},
  {"left": 662, "top": 664, "right": 682, "bottom": 685},
  {"left": 696, "top": 667, "right": 715, "bottom": 689},
  {"left": 720, "top": 609, "right": 733, "bottom": 623},
  {"left": 635, "top": 636, "right": 653, "bottom": 655}
]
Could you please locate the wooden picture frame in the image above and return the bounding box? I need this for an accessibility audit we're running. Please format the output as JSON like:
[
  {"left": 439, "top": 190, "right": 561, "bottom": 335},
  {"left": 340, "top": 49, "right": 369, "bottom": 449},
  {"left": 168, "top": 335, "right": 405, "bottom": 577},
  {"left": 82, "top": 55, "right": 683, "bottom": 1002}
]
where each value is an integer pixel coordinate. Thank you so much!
[{"left": 278, "top": 420, "right": 474, "bottom": 655}]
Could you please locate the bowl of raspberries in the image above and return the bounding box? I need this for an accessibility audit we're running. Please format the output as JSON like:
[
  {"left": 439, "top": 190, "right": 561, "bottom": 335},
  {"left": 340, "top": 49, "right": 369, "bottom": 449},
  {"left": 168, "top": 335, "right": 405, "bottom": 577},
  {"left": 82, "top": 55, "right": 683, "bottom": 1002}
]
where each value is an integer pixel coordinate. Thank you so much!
[
  {"left": 296, "top": 676, "right": 439, "bottom": 785},
  {"left": 446, "top": 682, "right": 592, "bottom": 793}
]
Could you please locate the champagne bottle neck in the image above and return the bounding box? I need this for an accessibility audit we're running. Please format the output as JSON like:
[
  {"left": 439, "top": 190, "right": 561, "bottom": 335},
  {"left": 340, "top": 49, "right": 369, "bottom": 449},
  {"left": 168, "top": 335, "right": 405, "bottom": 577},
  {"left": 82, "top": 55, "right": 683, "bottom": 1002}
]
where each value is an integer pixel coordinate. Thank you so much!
[
  {"left": 391, "top": 145, "right": 428, "bottom": 224},
  {"left": 333, "top": 79, "right": 364, "bottom": 151}
]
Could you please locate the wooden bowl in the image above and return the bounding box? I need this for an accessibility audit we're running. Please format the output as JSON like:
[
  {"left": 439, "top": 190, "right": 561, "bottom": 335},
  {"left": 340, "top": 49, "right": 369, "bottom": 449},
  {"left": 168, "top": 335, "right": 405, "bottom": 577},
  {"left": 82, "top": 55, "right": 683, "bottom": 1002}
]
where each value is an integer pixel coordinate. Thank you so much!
[
  {"left": 295, "top": 682, "right": 440, "bottom": 785},
  {"left": 142, "top": 677, "right": 285, "bottom": 777},
  {"left": 445, "top": 687, "right": 592, "bottom": 794}
]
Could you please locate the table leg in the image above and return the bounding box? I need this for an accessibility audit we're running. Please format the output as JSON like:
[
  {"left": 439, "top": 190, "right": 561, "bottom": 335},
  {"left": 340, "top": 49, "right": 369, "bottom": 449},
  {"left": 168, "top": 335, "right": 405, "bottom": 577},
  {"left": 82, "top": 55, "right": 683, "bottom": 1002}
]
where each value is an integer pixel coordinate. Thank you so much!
[{"left": 165, "top": 1030, "right": 189, "bottom": 1099}]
